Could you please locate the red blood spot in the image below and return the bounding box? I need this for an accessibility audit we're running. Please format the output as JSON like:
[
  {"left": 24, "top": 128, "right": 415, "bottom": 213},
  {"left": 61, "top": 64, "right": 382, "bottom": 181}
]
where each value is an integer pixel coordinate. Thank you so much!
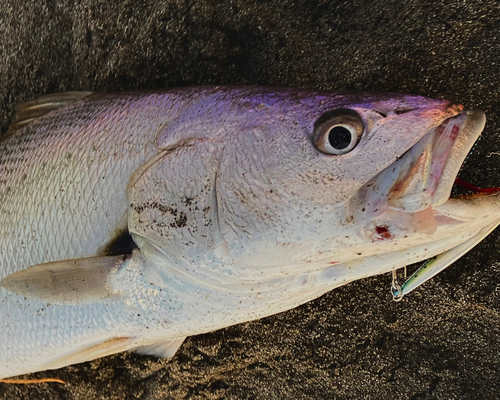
[
  {"left": 328, "top": 261, "right": 338, "bottom": 265},
  {"left": 376, "top": 225, "right": 392, "bottom": 239}
]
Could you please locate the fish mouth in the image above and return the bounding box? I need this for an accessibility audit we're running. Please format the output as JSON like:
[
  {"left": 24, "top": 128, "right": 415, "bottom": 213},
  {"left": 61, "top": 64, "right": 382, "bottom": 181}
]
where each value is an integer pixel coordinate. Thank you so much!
[
  {"left": 386, "top": 108, "right": 487, "bottom": 214},
  {"left": 344, "top": 107, "right": 500, "bottom": 298},
  {"left": 391, "top": 110, "right": 500, "bottom": 300}
]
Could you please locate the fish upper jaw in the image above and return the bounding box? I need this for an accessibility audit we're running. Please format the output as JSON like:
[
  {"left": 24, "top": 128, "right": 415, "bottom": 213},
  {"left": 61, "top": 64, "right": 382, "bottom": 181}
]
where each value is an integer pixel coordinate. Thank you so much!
[{"left": 432, "top": 109, "right": 486, "bottom": 206}]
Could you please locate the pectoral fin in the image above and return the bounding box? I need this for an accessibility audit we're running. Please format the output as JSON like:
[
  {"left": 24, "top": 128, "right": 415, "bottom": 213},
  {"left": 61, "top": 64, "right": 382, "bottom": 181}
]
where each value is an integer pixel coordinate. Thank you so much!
[
  {"left": 1, "top": 255, "right": 128, "bottom": 304},
  {"left": 134, "top": 337, "right": 186, "bottom": 358}
]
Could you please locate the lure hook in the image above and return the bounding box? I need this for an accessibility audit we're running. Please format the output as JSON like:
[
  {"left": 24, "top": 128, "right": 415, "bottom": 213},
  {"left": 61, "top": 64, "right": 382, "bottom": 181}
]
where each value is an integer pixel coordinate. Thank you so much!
[{"left": 391, "top": 266, "right": 406, "bottom": 301}]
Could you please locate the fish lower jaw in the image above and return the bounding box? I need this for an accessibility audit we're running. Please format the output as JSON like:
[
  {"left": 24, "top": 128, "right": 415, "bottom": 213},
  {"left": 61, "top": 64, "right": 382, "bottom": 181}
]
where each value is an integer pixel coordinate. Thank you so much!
[
  {"left": 433, "top": 194, "right": 500, "bottom": 223},
  {"left": 348, "top": 197, "right": 500, "bottom": 272}
]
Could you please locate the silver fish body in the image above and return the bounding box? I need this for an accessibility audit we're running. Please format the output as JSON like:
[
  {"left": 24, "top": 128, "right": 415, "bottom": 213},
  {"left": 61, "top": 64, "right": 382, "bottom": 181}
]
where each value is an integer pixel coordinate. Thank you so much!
[{"left": 0, "top": 87, "right": 497, "bottom": 379}]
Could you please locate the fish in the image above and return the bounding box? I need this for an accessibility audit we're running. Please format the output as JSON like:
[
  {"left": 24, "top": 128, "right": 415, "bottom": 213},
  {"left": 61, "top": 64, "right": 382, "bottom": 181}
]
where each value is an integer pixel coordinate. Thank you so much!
[{"left": 0, "top": 87, "right": 498, "bottom": 380}]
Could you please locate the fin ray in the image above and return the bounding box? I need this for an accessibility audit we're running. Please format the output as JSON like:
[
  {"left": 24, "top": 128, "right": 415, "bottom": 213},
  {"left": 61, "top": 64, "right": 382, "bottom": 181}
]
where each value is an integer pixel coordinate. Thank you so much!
[
  {"left": 6, "top": 91, "right": 94, "bottom": 136},
  {"left": 134, "top": 337, "right": 186, "bottom": 358}
]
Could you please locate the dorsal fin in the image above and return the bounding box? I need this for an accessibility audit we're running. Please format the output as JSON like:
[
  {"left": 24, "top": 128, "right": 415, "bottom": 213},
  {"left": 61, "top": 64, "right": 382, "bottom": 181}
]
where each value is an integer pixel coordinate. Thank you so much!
[{"left": 5, "top": 91, "right": 94, "bottom": 136}]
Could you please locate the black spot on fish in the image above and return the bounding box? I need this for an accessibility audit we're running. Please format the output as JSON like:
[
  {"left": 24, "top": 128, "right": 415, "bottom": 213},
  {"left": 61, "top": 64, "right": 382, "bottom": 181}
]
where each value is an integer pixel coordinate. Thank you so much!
[
  {"left": 132, "top": 202, "right": 188, "bottom": 228},
  {"left": 170, "top": 212, "right": 187, "bottom": 228}
]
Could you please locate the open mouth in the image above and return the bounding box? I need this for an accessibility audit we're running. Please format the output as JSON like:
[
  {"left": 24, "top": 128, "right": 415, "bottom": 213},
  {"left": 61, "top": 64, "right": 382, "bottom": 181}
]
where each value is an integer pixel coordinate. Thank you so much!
[
  {"left": 386, "top": 109, "right": 489, "bottom": 213},
  {"left": 389, "top": 108, "right": 500, "bottom": 298}
]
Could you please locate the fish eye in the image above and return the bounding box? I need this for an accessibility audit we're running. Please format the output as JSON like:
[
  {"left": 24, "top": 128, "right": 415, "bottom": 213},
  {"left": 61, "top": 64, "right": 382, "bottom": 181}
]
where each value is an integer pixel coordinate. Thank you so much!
[{"left": 313, "top": 110, "right": 364, "bottom": 155}]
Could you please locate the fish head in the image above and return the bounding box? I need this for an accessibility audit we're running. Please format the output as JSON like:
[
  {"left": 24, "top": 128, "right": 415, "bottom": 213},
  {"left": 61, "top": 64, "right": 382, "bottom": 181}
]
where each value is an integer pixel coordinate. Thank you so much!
[{"left": 129, "top": 88, "right": 497, "bottom": 285}]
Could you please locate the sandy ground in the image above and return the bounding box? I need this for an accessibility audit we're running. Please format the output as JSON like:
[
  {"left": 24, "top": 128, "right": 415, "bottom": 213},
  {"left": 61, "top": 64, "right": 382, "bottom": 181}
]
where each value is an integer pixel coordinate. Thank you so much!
[{"left": 0, "top": 1, "right": 500, "bottom": 399}]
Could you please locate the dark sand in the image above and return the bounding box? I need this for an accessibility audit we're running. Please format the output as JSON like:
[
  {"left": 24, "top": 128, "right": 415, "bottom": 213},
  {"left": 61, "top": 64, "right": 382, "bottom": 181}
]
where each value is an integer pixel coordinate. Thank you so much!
[{"left": 0, "top": 1, "right": 500, "bottom": 399}]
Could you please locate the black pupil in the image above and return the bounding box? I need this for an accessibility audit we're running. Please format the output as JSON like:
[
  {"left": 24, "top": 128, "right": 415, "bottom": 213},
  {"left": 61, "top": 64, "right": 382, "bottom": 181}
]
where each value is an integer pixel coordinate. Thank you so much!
[{"left": 328, "top": 126, "right": 352, "bottom": 150}]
